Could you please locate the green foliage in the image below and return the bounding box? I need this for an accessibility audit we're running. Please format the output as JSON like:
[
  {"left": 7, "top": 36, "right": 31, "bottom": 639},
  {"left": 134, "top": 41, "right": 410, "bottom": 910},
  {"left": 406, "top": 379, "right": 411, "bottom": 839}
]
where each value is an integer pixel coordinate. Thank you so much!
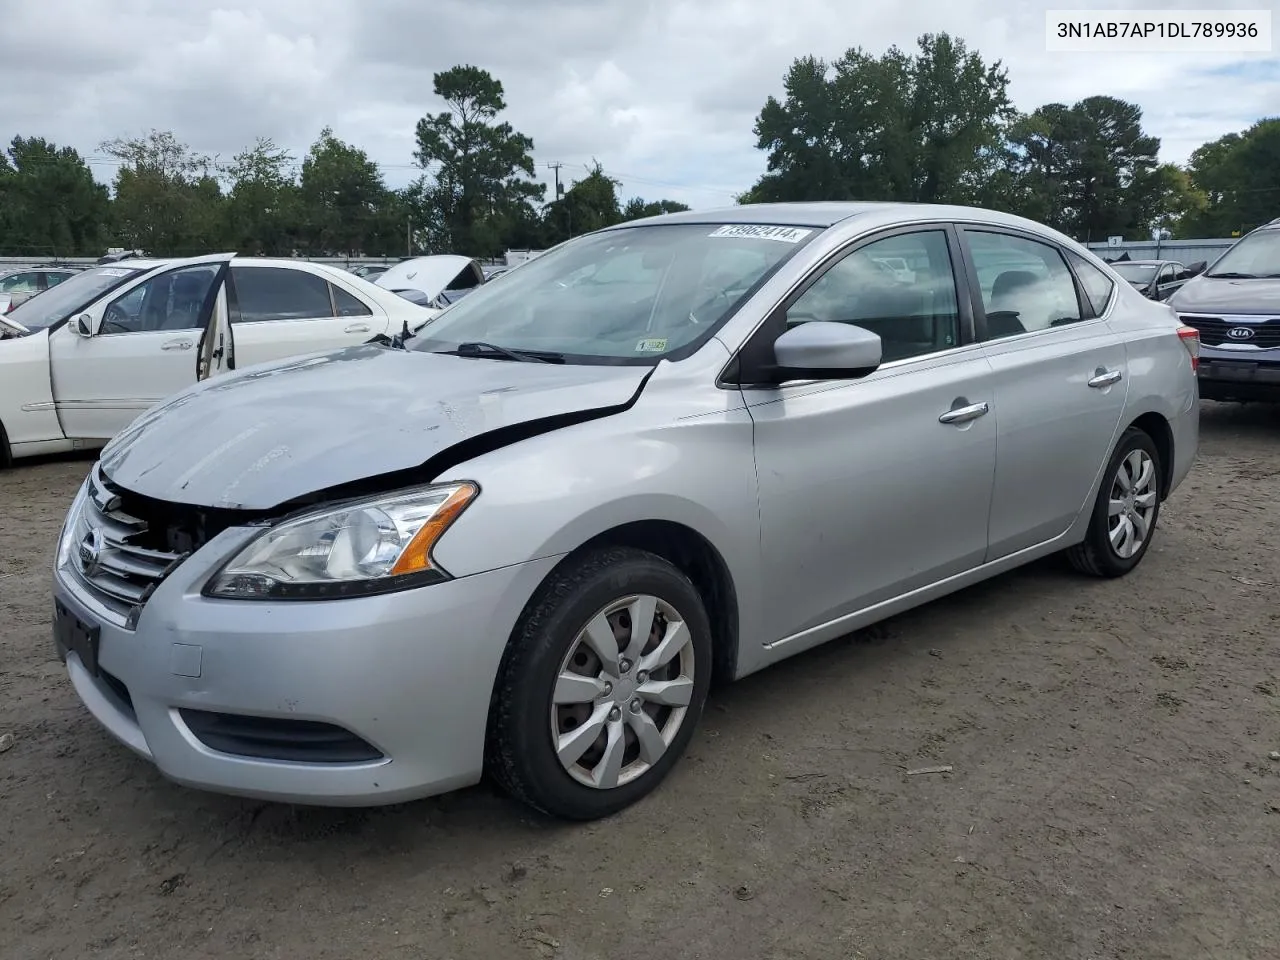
[
  {"left": 1180, "top": 118, "right": 1280, "bottom": 236},
  {"left": 2, "top": 137, "right": 109, "bottom": 256},
  {"left": 413, "top": 64, "right": 546, "bottom": 257},
  {"left": 747, "top": 34, "right": 1014, "bottom": 204}
]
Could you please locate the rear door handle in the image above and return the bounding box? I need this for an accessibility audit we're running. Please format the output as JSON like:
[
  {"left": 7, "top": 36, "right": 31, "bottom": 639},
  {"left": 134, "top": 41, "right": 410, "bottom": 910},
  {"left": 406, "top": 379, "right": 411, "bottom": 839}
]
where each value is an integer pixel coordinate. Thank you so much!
[
  {"left": 938, "top": 401, "right": 989, "bottom": 424},
  {"left": 344, "top": 323, "right": 371, "bottom": 334},
  {"left": 161, "top": 339, "right": 193, "bottom": 351},
  {"left": 1088, "top": 369, "right": 1123, "bottom": 388}
]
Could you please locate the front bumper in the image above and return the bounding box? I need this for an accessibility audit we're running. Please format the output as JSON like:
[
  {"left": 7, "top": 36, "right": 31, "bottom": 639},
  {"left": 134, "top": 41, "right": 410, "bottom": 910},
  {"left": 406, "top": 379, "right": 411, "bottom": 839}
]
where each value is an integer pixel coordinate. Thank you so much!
[
  {"left": 53, "top": 518, "right": 562, "bottom": 806},
  {"left": 1197, "top": 355, "right": 1280, "bottom": 401}
]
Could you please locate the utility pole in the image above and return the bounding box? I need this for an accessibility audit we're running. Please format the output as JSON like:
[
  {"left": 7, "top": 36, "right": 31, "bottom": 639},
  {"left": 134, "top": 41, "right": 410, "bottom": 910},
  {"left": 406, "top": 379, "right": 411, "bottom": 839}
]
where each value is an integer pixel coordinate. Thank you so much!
[
  {"left": 547, "top": 162, "right": 569, "bottom": 238},
  {"left": 406, "top": 218, "right": 412, "bottom": 257}
]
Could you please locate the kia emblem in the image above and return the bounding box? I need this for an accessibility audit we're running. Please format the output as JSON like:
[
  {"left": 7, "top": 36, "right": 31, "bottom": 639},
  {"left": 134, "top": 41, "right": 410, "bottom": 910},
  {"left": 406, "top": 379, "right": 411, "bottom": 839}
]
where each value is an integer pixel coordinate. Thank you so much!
[{"left": 1226, "top": 326, "right": 1256, "bottom": 341}]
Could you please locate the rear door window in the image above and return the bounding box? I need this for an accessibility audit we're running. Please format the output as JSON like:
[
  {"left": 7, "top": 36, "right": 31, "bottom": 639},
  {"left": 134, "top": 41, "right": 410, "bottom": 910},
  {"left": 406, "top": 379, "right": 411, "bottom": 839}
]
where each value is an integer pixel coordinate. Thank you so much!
[{"left": 230, "top": 266, "right": 334, "bottom": 323}]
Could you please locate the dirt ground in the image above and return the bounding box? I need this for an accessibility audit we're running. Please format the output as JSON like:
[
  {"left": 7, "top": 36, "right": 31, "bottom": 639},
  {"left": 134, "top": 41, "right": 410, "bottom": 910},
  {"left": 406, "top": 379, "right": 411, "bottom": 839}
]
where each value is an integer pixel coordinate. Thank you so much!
[{"left": 1, "top": 401, "right": 1278, "bottom": 960}]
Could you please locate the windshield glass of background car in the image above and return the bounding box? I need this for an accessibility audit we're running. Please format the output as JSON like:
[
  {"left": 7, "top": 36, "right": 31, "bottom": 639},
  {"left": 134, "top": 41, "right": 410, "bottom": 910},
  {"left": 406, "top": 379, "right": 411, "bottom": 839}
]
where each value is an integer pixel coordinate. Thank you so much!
[
  {"left": 1111, "top": 263, "right": 1157, "bottom": 283},
  {"left": 1208, "top": 230, "right": 1280, "bottom": 277},
  {"left": 4, "top": 265, "right": 144, "bottom": 332},
  {"left": 409, "top": 223, "right": 815, "bottom": 363}
]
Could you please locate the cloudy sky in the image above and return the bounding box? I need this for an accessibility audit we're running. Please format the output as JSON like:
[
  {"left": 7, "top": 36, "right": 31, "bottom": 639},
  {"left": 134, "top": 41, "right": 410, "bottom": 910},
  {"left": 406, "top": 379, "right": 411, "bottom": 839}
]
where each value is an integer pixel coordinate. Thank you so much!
[{"left": 2, "top": 0, "right": 1276, "bottom": 210}]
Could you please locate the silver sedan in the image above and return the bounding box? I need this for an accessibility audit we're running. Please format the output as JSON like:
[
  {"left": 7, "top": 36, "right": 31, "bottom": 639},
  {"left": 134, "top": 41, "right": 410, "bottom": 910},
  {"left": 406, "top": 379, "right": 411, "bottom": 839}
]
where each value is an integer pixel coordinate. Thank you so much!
[{"left": 52, "top": 203, "right": 1200, "bottom": 820}]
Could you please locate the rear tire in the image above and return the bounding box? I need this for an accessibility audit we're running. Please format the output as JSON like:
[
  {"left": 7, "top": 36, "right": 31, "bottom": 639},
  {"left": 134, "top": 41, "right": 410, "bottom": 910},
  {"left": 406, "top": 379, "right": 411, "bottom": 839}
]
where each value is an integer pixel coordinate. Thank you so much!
[
  {"left": 486, "top": 546, "right": 712, "bottom": 820},
  {"left": 0, "top": 419, "right": 11, "bottom": 470},
  {"left": 1067, "top": 426, "right": 1162, "bottom": 578}
]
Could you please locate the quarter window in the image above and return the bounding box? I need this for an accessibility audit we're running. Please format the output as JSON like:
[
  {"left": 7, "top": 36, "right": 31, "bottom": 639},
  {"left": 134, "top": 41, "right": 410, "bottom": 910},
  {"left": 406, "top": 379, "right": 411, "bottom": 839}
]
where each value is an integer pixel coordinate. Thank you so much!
[
  {"left": 1066, "top": 251, "right": 1116, "bottom": 317},
  {"left": 330, "top": 283, "right": 372, "bottom": 317},
  {"left": 966, "top": 231, "right": 1084, "bottom": 339},
  {"left": 231, "top": 266, "right": 334, "bottom": 323},
  {"left": 784, "top": 230, "right": 961, "bottom": 363}
]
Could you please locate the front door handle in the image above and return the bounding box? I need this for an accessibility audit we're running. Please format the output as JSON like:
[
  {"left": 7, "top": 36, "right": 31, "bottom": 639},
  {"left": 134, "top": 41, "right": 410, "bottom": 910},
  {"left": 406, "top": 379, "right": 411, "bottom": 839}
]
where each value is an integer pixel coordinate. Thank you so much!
[
  {"left": 344, "top": 323, "right": 371, "bottom": 334},
  {"left": 161, "top": 338, "right": 193, "bottom": 351},
  {"left": 1088, "top": 369, "right": 1123, "bottom": 388},
  {"left": 938, "top": 401, "right": 990, "bottom": 425}
]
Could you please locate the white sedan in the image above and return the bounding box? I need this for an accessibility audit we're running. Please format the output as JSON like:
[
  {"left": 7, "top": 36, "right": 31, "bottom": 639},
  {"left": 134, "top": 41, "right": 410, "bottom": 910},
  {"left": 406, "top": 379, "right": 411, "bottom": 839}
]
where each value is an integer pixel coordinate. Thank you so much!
[{"left": 0, "top": 254, "right": 437, "bottom": 466}]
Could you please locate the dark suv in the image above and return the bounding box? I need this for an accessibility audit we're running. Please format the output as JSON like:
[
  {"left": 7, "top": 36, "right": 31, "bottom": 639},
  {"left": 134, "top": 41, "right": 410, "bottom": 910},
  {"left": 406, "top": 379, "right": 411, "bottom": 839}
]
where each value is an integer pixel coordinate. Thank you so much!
[{"left": 1169, "top": 218, "right": 1280, "bottom": 402}]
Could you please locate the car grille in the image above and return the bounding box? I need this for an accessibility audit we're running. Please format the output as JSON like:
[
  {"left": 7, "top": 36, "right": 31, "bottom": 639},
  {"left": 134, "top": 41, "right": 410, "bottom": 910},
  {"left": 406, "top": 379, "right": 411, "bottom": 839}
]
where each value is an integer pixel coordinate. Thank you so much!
[
  {"left": 67, "top": 465, "right": 188, "bottom": 625},
  {"left": 1178, "top": 315, "right": 1280, "bottom": 348}
]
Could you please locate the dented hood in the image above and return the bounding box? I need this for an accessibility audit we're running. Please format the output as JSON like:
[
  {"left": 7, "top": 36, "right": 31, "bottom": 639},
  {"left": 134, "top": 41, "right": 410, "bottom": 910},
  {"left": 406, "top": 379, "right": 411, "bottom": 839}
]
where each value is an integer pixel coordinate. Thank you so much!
[{"left": 100, "top": 345, "right": 650, "bottom": 510}]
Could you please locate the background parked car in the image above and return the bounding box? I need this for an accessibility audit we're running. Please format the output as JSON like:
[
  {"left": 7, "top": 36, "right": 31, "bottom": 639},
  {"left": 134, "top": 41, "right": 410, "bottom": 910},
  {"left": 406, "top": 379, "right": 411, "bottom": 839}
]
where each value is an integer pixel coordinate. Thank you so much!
[
  {"left": 1109, "top": 259, "right": 1202, "bottom": 301},
  {"left": 1168, "top": 217, "right": 1280, "bottom": 402},
  {"left": 0, "top": 265, "right": 82, "bottom": 313},
  {"left": 374, "top": 255, "right": 487, "bottom": 309},
  {"left": 0, "top": 254, "right": 436, "bottom": 465}
]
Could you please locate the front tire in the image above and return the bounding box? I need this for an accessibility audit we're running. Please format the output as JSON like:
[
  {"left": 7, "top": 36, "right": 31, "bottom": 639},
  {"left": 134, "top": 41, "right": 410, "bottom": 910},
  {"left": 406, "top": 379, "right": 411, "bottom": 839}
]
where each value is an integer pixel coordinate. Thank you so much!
[
  {"left": 1067, "top": 426, "right": 1163, "bottom": 578},
  {"left": 486, "top": 546, "right": 712, "bottom": 820}
]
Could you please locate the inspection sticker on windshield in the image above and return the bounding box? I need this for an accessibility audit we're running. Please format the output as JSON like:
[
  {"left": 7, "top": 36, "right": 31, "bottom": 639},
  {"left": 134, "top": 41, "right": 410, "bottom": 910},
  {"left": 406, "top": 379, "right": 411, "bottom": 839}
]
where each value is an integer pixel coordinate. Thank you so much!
[
  {"left": 708, "top": 224, "right": 812, "bottom": 243},
  {"left": 635, "top": 338, "right": 668, "bottom": 353},
  {"left": 97, "top": 268, "right": 132, "bottom": 277}
]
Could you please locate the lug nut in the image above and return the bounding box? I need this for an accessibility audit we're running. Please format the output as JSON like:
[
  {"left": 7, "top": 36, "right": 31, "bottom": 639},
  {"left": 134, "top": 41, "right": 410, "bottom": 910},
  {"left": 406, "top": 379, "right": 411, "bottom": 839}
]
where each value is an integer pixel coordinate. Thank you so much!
[
  {"left": 619, "top": 659, "right": 632, "bottom": 674},
  {"left": 602, "top": 681, "right": 613, "bottom": 696},
  {"left": 608, "top": 706, "right": 622, "bottom": 721},
  {"left": 636, "top": 670, "right": 649, "bottom": 684},
  {"left": 629, "top": 698, "right": 643, "bottom": 713}
]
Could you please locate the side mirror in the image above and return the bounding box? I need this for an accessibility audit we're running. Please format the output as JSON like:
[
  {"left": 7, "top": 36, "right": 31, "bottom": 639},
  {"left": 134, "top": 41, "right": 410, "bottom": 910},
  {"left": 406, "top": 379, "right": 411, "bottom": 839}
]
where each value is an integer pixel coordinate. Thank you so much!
[
  {"left": 70, "top": 313, "right": 97, "bottom": 337},
  {"left": 1187, "top": 261, "right": 1207, "bottom": 277},
  {"left": 770, "top": 321, "right": 882, "bottom": 382}
]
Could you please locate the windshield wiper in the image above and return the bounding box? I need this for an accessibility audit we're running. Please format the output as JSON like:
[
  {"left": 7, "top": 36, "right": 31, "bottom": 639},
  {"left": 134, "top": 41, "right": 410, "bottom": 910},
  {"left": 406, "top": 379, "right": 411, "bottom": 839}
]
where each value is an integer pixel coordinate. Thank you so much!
[
  {"left": 1205, "top": 271, "right": 1259, "bottom": 279},
  {"left": 443, "top": 341, "right": 565, "bottom": 364}
]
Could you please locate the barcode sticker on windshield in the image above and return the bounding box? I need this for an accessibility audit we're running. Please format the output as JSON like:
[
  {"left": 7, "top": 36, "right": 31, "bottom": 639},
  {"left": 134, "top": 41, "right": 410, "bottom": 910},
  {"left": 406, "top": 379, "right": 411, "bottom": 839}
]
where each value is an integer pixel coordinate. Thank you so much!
[
  {"left": 708, "top": 225, "right": 812, "bottom": 243},
  {"left": 97, "top": 268, "right": 132, "bottom": 277}
]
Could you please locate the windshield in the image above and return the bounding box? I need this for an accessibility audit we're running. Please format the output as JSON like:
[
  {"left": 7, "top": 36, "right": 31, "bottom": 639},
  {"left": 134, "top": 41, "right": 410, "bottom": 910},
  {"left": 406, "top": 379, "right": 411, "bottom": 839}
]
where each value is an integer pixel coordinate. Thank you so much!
[
  {"left": 1111, "top": 263, "right": 1158, "bottom": 283},
  {"left": 408, "top": 222, "right": 815, "bottom": 363},
  {"left": 5, "top": 264, "right": 146, "bottom": 333},
  {"left": 1207, "top": 230, "right": 1280, "bottom": 278}
]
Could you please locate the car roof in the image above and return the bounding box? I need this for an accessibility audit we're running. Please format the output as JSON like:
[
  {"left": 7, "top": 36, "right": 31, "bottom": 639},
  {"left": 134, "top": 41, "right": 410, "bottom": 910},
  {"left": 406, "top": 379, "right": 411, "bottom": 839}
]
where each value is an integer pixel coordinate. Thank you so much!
[{"left": 611, "top": 201, "right": 1090, "bottom": 234}]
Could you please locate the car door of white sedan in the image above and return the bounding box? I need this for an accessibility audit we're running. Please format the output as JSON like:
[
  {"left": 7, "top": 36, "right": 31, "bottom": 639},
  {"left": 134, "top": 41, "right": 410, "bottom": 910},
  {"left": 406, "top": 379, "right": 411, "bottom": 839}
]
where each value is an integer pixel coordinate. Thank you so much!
[
  {"left": 227, "top": 264, "right": 390, "bottom": 367},
  {"left": 48, "top": 255, "right": 234, "bottom": 440},
  {"left": 744, "top": 227, "right": 998, "bottom": 650},
  {"left": 959, "top": 227, "right": 1129, "bottom": 561}
]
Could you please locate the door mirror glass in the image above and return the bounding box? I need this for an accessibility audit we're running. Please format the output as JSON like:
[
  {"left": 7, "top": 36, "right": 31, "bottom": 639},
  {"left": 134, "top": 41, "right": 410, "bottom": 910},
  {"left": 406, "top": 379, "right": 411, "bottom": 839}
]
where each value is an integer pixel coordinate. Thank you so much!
[
  {"left": 772, "top": 321, "right": 882, "bottom": 381},
  {"left": 1186, "top": 261, "right": 1207, "bottom": 277},
  {"left": 70, "top": 313, "right": 97, "bottom": 337}
]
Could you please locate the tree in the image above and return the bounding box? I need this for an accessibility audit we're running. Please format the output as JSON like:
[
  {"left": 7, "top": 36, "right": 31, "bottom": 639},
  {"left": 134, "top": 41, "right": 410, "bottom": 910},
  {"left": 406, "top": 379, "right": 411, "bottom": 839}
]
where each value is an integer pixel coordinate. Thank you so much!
[
  {"left": 745, "top": 34, "right": 1013, "bottom": 205},
  {"left": 2, "top": 137, "right": 109, "bottom": 256},
  {"left": 224, "top": 137, "right": 300, "bottom": 256},
  {"left": 100, "top": 130, "right": 223, "bottom": 254},
  {"left": 413, "top": 65, "right": 545, "bottom": 257},
  {"left": 621, "top": 198, "right": 690, "bottom": 221},
  {"left": 298, "top": 127, "right": 396, "bottom": 256},
  {"left": 1182, "top": 118, "right": 1280, "bottom": 236},
  {"left": 542, "top": 162, "right": 622, "bottom": 245},
  {"left": 995, "top": 97, "right": 1162, "bottom": 240}
]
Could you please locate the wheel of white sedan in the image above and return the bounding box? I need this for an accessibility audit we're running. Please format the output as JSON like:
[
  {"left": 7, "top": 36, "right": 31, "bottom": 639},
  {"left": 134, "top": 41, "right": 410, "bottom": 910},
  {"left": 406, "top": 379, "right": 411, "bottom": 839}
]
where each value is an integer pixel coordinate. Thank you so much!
[
  {"left": 487, "top": 546, "right": 712, "bottom": 820},
  {"left": 1067, "top": 425, "right": 1163, "bottom": 578}
]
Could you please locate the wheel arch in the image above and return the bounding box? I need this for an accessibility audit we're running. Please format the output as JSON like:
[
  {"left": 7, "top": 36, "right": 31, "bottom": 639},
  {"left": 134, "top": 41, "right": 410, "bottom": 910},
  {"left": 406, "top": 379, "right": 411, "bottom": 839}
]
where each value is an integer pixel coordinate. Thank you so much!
[
  {"left": 0, "top": 417, "right": 11, "bottom": 469},
  {"left": 1125, "top": 410, "right": 1175, "bottom": 499}
]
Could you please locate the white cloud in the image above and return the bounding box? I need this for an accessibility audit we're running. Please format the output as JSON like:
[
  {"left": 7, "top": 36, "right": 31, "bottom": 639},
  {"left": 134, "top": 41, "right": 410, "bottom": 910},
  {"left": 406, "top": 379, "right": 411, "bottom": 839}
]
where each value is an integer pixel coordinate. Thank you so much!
[{"left": 0, "top": 0, "right": 1274, "bottom": 211}]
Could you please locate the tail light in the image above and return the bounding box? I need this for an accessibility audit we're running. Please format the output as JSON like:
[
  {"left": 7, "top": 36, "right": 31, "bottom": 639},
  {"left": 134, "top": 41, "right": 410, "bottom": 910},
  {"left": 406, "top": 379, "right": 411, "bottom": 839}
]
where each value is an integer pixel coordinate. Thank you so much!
[{"left": 1177, "top": 325, "right": 1200, "bottom": 371}]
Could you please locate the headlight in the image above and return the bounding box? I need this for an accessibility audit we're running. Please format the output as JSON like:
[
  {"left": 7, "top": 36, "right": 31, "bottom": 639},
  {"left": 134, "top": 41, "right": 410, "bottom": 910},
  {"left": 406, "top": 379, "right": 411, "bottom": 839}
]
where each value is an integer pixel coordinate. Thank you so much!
[
  {"left": 204, "top": 482, "right": 478, "bottom": 600},
  {"left": 56, "top": 477, "right": 90, "bottom": 570}
]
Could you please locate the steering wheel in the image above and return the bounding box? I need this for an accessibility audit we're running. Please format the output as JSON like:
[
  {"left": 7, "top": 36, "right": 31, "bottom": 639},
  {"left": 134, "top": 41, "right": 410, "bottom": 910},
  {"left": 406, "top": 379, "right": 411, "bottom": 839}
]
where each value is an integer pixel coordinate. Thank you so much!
[{"left": 99, "top": 303, "right": 133, "bottom": 334}]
